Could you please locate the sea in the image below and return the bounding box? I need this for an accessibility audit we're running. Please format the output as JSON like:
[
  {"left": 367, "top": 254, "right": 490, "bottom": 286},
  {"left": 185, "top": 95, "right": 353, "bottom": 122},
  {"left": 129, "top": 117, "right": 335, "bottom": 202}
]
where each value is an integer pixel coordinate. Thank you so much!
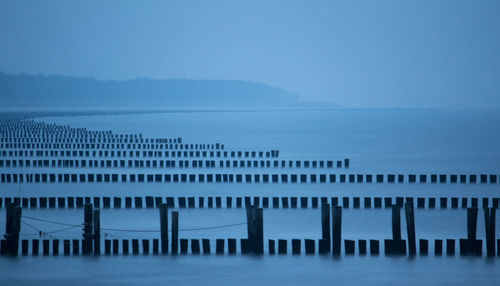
[{"left": 1, "top": 108, "right": 499, "bottom": 285}]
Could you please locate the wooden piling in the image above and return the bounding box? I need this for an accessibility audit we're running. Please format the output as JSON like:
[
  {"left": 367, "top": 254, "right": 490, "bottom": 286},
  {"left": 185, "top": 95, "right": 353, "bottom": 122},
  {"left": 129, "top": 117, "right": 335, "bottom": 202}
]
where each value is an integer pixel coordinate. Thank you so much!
[
  {"left": 216, "top": 239, "right": 224, "bottom": 254},
  {"left": 269, "top": 239, "right": 275, "bottom": 255},
  {"left": 370, "top": 240, "right": 379, "bottom": 255},
  {"left": 180, "top": 239, "right": 188, "bottom": 254},
  {"left": 484, "top": 207, "right": 496, "bottom": 257},
  {"left": 292, "top": 239, "right": 301, "bottom": 254},
  {"left": 202, "top": 239, "right": 210, "bottom": 254},
  {"left": 4, "top": 202, "right": 22, "bottom": 256},
  {"left": 153, "top": 239, "right": 159, "bottom": 254},
  {"left": 83, "top": 203, "right": 93, "bottom": 255},
  {"left": 359, "top": 240, "right": 367, "bottom": 255},
  {"left": 321, "top": 203, "right": 331, "bottom": 253},
  {"left": 72, "top": 239, "right": 79, "bottom": 255},
  {"left": 171, "top": 211, "right": 179, "bottom": 254},
  {"left": 93, "top": 209, "right": 100, "bottom": 255},
  {"left": 228, "top": 238, "right": 236, "bottom": 254},
  {"left": 159, "top": 203, "right": 169, "bottom": 254},
  {"left": 21, "top": 239, "right": 28, "bottom": 255},
  {"left": 332, "top": 206, "right": 342, "bottom": 256},
  {"left": 278, "top": 239, "right": 287, "bottom": 254},
  {"left": 105, "top": 239, "right": 111, "bottom": 255},
  {"left": 446, "top": 239, "right": 455, "bottom": 256},
  {"left": 435, "top": 239, "right": 443, "bottom": 256},
  {"left": 405, "top": 203, "right": 416, "bottom": 255},
  {"left": 43, "top": 239, "right": 50, "bottom": 255},
  {"left": 64, "top": 240, "right": 71, "bottom": 255},
  {"left": 113, "top": 239, "right": 119, "bottom": 255},
  {"left": 132, "top": 239, "right": 139, "bottom": 255},
  {"left": 344, "top": 240, "right": 355, "bottom": 255},
  {"left": 419, "top": 239, "right": 428, "bottom": 255},
  {"left": 122, "top": 239, "right": 129, "bottom": 255}
]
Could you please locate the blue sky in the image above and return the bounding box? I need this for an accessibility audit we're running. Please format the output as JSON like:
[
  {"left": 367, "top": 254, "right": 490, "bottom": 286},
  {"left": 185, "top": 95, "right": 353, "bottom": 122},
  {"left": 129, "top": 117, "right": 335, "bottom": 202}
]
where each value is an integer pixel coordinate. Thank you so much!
[{"left": 1, "top": 0, "right": 499, "bottom": 107}]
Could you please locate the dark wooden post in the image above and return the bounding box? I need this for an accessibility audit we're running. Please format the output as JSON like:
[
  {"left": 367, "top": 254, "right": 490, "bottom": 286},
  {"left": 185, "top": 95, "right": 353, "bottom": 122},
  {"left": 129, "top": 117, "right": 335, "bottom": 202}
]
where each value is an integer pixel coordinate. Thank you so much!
[
  {"left": 332, "top": 206, "right": 342, "bottom": 256},
  {"left": 484, "top": 207, "right": 496, "bottom": 257},
  {"left": 159, "top": 203, "right": 169, "bottom": 254},
  {"left": 392, "top": 205, "right": 401, "bottom": 241},
  {"left": 467, "top": 208, "right": 478, "bottom": 240},
  {"left": 254, "top": 208, "right": 264, "bottom": 254},
  {"left": 93, "top": 209, "right": 100, "bottom": 255},
  {"left": 405, "top": 202, "right": 416, "bottom": 255},
  {"left": 171, "top": 211, "right": 179, "bottom": 254},
  {"left": 246, "top": 205, "right": 255, "bottom": 253},
  {"left": 83, "top": 203, "right": 93, "bottom": 255},
  {"left": 320, "top": 203, "right": 331, "bottom": 253},
  {"left": 4, "top": 202, "right": 22, "bottom": 256},
  {"left": 246, "top": 205, "right": 264, "bottom": 254}
]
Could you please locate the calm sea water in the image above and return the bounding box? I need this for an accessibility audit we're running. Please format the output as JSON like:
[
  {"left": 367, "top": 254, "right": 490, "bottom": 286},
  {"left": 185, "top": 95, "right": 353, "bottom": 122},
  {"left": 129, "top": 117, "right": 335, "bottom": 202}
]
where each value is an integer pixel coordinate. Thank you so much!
[{"left": 1, "top": 109, "right": 500, "bottom": 285}]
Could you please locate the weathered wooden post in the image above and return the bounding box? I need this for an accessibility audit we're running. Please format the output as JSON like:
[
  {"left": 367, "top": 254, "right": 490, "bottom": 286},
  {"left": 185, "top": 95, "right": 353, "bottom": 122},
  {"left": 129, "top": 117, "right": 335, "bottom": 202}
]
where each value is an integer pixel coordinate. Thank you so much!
[
  {"left": 331, "top": 206, "right": 342, "bottom": 256},
  {"left": 320, "top": 203, "right": 331, "bottom": 253},
  {"left": 468, "top": 207, "right": 478, "bottom": 241},
  {"left": 93, "top": 209, "right": 100, "bottom": 255},
  {"left": 83, "top": 203, "right": 93, "bottom": 255},
  {"left": 405, "top": 202, "right": 416, "bottom": 255},
  {"left": 4, "top": 202, "right": 22, "bottom": 256},
  {"left": 385, "top": 205, "right": 406, "bottom": 255},
  {"left": 484, "top": 207, "right": 496, "bottom": 257},
  {"left": 246, "top": 205, "right": 264, "bottom": 255},
  {"left": 171, "top": 211, "right": 179, "bottom": 254},
  {"left": 159, "top": 203, "right": 169, "bottom": 254}
]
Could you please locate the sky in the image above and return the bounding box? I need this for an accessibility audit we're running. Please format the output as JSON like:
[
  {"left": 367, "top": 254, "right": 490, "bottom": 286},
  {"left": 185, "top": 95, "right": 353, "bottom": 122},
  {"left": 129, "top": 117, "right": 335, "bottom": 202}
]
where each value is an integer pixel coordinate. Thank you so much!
[{"left": 0, "top": 0, "right": 499, "bottom": 108}]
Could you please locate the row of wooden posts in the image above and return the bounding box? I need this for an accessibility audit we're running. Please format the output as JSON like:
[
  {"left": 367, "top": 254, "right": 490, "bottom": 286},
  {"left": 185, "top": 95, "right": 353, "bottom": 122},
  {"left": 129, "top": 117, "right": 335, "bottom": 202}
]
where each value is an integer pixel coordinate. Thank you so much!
[
  {"left": 1, "top": 196, "right": 499, "bottom": 209},
  {"left": 0, "top": 158, "right": 347, "bottom": 169},
  {"left": 1, "top": 201, "right": 497, "bottom": 257},
  {"left": 1, "top": 149, "right": 287, "bottom": 160},
  {"left": 3, "top": 172, "right": 500, "bottom": 184}
]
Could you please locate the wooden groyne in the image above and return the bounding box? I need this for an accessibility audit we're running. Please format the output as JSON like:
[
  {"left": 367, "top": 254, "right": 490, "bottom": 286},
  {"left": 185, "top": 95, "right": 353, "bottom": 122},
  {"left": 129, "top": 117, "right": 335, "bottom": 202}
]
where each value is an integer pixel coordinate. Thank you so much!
[
  {"left": 1, "top": 202, "right": 498, "bottom": 257},
  {"left": 1, "top": 196, "right": 499, "bottom": 209},
  {"left": 1, "top": 172, "right": 499, "bottom": 184}
]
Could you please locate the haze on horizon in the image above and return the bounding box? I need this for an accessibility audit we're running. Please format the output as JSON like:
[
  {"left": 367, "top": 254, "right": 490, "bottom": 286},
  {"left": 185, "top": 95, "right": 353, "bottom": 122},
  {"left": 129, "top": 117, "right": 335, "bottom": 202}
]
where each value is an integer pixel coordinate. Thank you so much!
[{"left": 0, "top": 0, "right": 499, "bottom": 108}]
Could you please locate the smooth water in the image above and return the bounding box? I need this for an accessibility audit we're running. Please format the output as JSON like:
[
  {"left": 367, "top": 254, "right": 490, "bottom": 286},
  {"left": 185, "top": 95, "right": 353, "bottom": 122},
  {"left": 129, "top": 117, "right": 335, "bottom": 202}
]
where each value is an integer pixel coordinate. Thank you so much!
[{"left": 1, "top": 109, "right": 500, "bottom": 285}]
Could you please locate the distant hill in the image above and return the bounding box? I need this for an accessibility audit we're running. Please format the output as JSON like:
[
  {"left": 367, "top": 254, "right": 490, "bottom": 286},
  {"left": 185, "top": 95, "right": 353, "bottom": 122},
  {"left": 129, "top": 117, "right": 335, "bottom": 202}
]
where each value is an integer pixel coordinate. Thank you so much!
[{"left": 0, "top": 73, "right": 311, "bottom": 108}]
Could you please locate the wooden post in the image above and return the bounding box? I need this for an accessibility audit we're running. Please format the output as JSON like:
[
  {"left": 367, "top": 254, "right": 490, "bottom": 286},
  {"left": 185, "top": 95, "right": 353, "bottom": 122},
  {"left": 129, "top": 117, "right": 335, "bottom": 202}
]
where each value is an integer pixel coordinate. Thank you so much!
[
  {"left": 484, "top": 207, "right": 496, "bottom": 257},
  {"left": 321, "top": 203, "right": 331, "bottom": 253},
  {"left": 132, "top": 239, "right": 139, "bottom": 255},
  {"left": 93, "top": 209, "right": 100, "bottom": 255},
  {"left": 332, "top": 206, "right": 342, "bottom": 256},
  {"left": 369, "top": 240, "right": 379, "bottom": 255},
  {"left": 268, "top": 239, "right": 275, "bottom": 254},
  {"left": 467, "top": 208, "right": 478, "bottom": 240},
  {"left": 216, "top": 239, "right": 224, "bottom": 254},
  {"left": 202, "top": 239, "right": 210, "bottom": 254},
  {"left": 171, "top": 211, "right": 179, "bottom": 254},
  {"left": 292, "top": 239, "right": 301, "bottom": 254},
  {"left": 278, "top": 239, "right": 287, "bottom": 254},
  {"left": 344, "top": 240, "right": 355, "bottom": 255},
  {"left": 4, "top": 202, "right": 22, "bottom": 256},
  {"left": 159, "top": 203, "right": 169, "bottom": 254},
  {"left": 142, "top": 239, "right": 150, "bottom": 255},
  {"left": 83, "top": 203, "right": 93, "bottom": 255},
  {"left": 358, "top": 239, "right": 367, "bottom": 255},
  {"left": 419, "top": 239, "right": 428, "bottom": 255},
  {"left": 228, "top": 238, "right": 236, "bottom": 254},
  {"left": 392, "top": 205, "right": 401, "bottom": 241},
  {"left": 250, "top": 207, "right": 264, "bottom": 254},
  {"left": 405, "top": 202, "right": 416, "bottom": 255},
  {"left": 153, "top": 239, "right": 159, "bottom": 254}
]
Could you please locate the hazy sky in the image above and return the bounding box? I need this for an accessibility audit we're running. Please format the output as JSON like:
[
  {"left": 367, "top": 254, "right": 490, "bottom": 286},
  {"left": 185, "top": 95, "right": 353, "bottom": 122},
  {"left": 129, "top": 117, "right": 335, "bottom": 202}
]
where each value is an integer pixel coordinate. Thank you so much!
[{"left": 1, "top": 0, "right": 499, "bottom": 107}]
